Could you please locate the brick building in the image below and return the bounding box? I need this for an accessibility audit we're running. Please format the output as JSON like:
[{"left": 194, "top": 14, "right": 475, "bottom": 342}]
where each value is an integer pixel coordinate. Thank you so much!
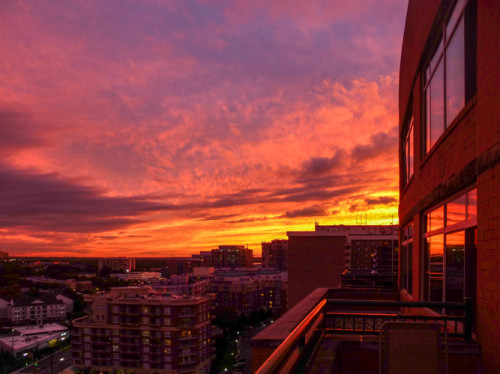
[
  {"left": 399, "top": 0, "right": 500, "bottom": 372},
  {"left": 287, "top": 225, "right": 397, "bottom": 307},
  {"left": 72, "top": 287, "right": 213, "bottom": 373},
  {"left": 261, "top": 239, "right": 288, "bottom": 271}
]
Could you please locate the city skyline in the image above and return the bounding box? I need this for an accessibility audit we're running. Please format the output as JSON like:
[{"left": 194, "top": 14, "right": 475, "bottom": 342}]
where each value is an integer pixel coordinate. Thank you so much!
[{"left": 1, "top": 1, "right": 407, "bottom": 257}]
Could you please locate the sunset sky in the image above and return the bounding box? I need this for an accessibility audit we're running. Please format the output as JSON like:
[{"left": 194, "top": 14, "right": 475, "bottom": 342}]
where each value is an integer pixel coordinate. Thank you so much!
[{"left": 1, "top": 0, "right": 407, "bottom": 257}]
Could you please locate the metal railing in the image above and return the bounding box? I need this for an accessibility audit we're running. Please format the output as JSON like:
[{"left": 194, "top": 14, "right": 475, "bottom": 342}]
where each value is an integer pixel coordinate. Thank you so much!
[{"left": 255, "top": 297, "right": 473, "bottom": 374}]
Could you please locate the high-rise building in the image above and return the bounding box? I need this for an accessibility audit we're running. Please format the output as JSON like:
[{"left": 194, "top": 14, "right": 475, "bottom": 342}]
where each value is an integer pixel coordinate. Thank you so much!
[
  {"left": 261, "top": 239, "right": 288, "bottom": 271},
  {"left": 399, "top": 0, "right": 500, "bottom": 371},
  {"left": 98, "top": 257, "right": 135, "bottom": 273},
  {"left": 72, "top": 287, "right": 214, "bottom": 373},
  {"left": 211, "top": 245, "right": 253, "bottom": 269},
  {"left": 287, "top": 225, "right": 397, "bottom": 308}
]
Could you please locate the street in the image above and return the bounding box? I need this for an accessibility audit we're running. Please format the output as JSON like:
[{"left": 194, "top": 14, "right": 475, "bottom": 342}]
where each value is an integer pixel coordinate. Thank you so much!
[{"left": 16, "top": 348, "right": 71, "bottom": 374}]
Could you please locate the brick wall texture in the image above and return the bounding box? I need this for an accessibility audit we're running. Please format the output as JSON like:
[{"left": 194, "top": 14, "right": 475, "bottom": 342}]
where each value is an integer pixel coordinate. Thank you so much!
[{"left": 399, "top": 0, "right": 500, "bottom": 372}]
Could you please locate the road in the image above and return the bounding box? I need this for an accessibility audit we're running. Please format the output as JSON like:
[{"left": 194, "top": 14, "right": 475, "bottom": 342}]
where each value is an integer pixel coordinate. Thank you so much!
[
  {"left": 237, "top": 324, "right": 268, "bottom": 374},
  {"left": 16, "top": 348, "right": 71, "bottom": 374}
]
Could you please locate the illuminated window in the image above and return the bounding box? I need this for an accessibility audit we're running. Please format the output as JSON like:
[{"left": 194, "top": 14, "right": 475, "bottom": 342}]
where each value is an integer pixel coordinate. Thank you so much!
[
  {"left": 423, "top": 188, "right": 477, "bottom": 306},
  {"left": 164, "top": 339, "right": 171, "bottom": 346},
  {"left": 402, "top": 115, "right": 414, "bottom": 187},
  {"left": 112, "top": 345, "right": 119, "bottom": 352},
  {"left": 423, "top": 0, "right": 475, "bottom": 153},
  {"left": 181, "top": 330, "right": 192, "bottom": 338}
]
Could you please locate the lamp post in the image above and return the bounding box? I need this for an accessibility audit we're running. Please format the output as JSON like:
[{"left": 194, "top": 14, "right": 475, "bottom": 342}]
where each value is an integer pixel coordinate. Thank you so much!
[{"left": 59, "top": 357, "right": 64, "bottom": 373}]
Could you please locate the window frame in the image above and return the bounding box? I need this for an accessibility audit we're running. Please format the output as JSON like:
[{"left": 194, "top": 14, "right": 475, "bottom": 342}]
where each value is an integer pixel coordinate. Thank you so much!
[
  {"left": 422, "top": 187, "right": 477, "bottom": 303},
  {"left": 423, "top": 0, "right": 473, "bottom": 155}
]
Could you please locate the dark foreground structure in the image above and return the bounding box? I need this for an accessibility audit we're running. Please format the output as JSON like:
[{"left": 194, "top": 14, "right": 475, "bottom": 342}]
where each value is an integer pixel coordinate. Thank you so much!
[{"left": 251, "top": 0, "right": 499, "bottom": 373}]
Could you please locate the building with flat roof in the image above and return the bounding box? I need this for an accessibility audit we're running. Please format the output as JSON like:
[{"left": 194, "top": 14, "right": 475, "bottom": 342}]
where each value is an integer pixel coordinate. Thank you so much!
[
  {"left": 212, "top": 270, "right": 287, "bottom": 316},
  {"left": 211, "top": 245, "right": 253, "bottom": 269},
  {"left": 287, "top": 224, "right": 397, "bottom": 307},
  {"left": 72, "top": 286, "right": 214, "bottom": 373},
  {"left": 0, "top": 323, "right": 69, "bottom": 357}
]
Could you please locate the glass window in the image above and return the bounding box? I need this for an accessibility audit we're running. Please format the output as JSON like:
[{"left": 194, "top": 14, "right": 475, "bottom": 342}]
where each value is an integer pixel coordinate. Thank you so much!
[
  {"left": 401, "top": 223, "right": 413, "bottom": 294},
  {"left": 428, "top": 234, "right": 444, "bottom": 302},
  {"left": 423, "top": 0, "right": 470, "bottom": 154},
  {"left": 423, "top": 186, "right": 476, "bottom": 309},
  {"left": 446, "top": 17, "right": 465, "bottom": 126},
  {"left": 446, "top": 231, "right": 465, "bottom": 303},
  {"left": 403, "top": 116, "right": 414, "bottom": 187},
  {"left": 447, "top": 194, "right": 467, "bottom": 226},
  {"left": 427, "top": 206, "right": 444, "bottom": 232}
]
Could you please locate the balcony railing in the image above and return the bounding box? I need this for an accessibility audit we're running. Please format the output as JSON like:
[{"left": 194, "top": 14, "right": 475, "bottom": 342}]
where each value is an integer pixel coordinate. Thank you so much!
[{"left": 255, "top": 297, "right": 473, "bottom": 374}]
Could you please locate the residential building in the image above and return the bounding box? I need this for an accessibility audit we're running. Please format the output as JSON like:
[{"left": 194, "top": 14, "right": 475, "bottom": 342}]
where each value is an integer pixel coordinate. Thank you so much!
[
  {"left": 399, "top": 0, "right": 500, "bottom": 371},
  {"left": 261, "top": 239, "right": 288, "bottom": 271},
  {"left": 211, "top": 270, "right": 287, "bottom": 316},
  {"left": 72, "top": 286, "right": 213, "bottom": 373},
  {"left": 5, "top": 295, "right": 67, "bottom": 325},
  {"left": 211, "top": 245, "right": 253, "bottom": 269},
  {"left": 98, "top": 257, "right": 135, "bottom": 273},
  {"left": 287, "top": 224, "right": 397, "bottom": 307}
]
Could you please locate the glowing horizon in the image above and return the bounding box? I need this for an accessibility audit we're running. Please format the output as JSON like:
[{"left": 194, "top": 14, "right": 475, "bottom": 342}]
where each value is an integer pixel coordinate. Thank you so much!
[{"left": 0, "top": 0, "right": 407, "bottom": 257}]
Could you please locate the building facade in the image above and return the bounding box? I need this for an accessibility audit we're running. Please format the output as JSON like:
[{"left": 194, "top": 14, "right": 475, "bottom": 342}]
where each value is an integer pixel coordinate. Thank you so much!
[
  {"left": 399, "top": 0, "right": 499, "bottom": 371},
  {"left": 211, "top": 270, "right": 287, "bottom": 316},
  {"left": 98, "top": 257, "right": 136, "bottom": 273},
  {"left": 72, "top": 287, "right": 213, "bottom": 374},
  {"left": 5, "top": 295, "right": 66, "bottom": 325},
  {"left": 288, "top": 225, "right": 398, "bottom": 307},
  {"left": 261, "top": 239, "right": 288, "bottom": 271},
  {"left": 211, "top": 245, "right": 253, "bottom": 269}
]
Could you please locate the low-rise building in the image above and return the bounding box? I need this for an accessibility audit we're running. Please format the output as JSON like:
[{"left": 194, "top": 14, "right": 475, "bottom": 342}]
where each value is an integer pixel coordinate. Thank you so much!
[{"left": 5, "top": 295, "right": 66, "bottom": 325}]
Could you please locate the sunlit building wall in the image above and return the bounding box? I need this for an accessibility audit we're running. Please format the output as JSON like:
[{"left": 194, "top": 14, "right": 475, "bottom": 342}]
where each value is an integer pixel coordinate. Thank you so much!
[{"left": 399, "top": 0, "right": 500, "bottom": 371}]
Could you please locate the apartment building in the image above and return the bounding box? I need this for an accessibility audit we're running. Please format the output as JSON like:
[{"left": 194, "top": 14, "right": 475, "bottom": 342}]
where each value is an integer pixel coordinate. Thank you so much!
[
  {"left": 261, "top": 239, "right": 288, "bottom": 271},
  {"left": 5, "top": 295, "right": 66, "bottom": 325},
  {"left": 211, "top": 245, "right": 253, "bottom": 269},
  {"left": 72, "top": 287, "right": 214, "bottom": 373}
]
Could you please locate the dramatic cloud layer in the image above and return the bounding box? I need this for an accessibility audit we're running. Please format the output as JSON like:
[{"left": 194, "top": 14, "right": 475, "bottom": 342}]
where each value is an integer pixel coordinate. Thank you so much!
[{"left": 0, "top": 0, "right": 406, "bottom": 256}]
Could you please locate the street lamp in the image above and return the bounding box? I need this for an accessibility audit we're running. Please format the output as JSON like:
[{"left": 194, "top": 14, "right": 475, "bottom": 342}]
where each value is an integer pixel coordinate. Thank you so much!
[{"left": 59, "top": 357, "right": 64, "bottom": 373}]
